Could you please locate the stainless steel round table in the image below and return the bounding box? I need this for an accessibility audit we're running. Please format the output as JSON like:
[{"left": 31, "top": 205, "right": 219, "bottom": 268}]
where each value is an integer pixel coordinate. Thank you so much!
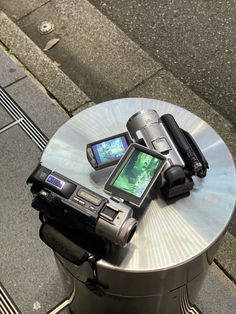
[{"left": 41, "top": 98, "right": 236, "bottom": 314}]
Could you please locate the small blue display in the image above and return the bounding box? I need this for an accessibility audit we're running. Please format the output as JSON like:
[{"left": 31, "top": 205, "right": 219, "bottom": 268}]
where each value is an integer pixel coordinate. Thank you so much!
[
  {"left": 92, "top": 135, "right": 129, "bottom": 166},
  {"left": 46, "top": 175, "right": 65, "bottom": 190}
]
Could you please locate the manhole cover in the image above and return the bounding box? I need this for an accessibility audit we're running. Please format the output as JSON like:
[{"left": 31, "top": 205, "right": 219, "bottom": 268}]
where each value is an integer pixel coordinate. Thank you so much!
[{"left": 38, "top": 21, "right": 55, "bottom": 34}]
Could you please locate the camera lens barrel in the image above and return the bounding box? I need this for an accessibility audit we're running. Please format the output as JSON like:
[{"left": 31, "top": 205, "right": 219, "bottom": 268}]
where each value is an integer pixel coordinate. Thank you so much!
[
  {"left": 116, "top": 218, "right": 137, "bottom": 246},
  {"left": 126, "top": 109, "right": 160, "bottom": 139},
  {"left": 96, "top": 208, "right": 138, "bottom": 247}
]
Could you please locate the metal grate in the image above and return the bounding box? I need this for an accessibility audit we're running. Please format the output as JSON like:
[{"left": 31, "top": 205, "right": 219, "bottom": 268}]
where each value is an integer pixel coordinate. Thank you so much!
[
  {"left": 0, "top": 282, "right": 21, "bottom": 314},
  {"left": 0, "top": 87, "right": 48, "bottom": 151}
]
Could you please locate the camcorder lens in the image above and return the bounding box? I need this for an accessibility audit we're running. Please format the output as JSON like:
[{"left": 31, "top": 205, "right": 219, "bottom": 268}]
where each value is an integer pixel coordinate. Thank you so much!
[
  {"left": 118, "top": 218, "right": 137, "bottom": 246},
  {"left": 127, "top": 222, "right": 137, "bottom": 243}
]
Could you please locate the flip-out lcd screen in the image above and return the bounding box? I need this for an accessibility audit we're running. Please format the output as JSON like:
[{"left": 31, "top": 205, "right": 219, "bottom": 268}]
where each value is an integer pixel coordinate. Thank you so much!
[
  {"left": 104, "top": 144, "right": 166, "bottom": 207},
  {"left": 87, "top": 132, "right": 131, "bottom": 170},
  {"left": 92, "top": 135, "right": 129, "bottom": 165}
]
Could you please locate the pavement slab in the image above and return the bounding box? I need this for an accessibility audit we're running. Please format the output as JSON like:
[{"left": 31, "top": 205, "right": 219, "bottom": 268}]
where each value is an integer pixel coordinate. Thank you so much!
[
  {"left": 0, "top": 44, "right": 71, "bottom": 313},
  {"left": 17, "top": 0, "right": 162, "bottom": 103},
  {"left": 0, "top": 0, "right": 50, "bottom": 20},
  {"left": 0, "top": 125, "right": 68, "bottom": 314},
  {"left": 5, "top": 77, "right": 68, "bottom": 139},
  {"left": 89, "top": 0, "right": 236, "bottom": 127},
  {"left": 0, "top": 48, "right": 26, "bottom": 88},
  {"left": 196, "top": 263, "right": 236, "bottom": 314},
  {"left": 216, "top": 231, "right": 236, "bottom": 283},
  {"left": 0, "top": 106, "right": 13, "bottom": 127},
  {"left": 0, "top": 11, "right": 90, "bottom": 113}
]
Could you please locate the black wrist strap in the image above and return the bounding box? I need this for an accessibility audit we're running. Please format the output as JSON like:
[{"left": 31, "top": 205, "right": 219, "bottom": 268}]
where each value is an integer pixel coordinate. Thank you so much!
[
  {"left": 39, "top": 221, "right": 107, "bottom": 266},
  {"left": 40, "top": 223, "right": 90, "bottom": 266}
]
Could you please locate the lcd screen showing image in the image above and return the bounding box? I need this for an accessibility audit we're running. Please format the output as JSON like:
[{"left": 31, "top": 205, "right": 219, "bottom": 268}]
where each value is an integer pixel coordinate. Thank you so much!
[
  {"left": 92, "top": 135, "right": 129, "bottom": 166},
  {"left": 105, "top": 144, "right": 166, "bottom": 207},
  {"left": 112, "top": 149, "right": 162, "bottom": 197}
]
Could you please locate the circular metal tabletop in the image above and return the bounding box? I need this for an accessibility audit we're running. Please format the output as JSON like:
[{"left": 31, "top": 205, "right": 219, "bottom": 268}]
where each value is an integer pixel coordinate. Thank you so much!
[{"left": 41, "top": 98, "right": 236, "bottom": 272}]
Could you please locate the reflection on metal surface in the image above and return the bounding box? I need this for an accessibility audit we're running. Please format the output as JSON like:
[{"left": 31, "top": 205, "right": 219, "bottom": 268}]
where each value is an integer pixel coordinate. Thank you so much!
[
  {"left": 0, "top": 88, "right": 48, "bottom": 151},
  {"left": 41, "top": 98, "right": 236, "bottom": 272},
  {"left": 0, "top": 282, "right": 21, "bottom": 314},
  {"left": 180, "top": 286, "right": 201, "bottom": 314}
]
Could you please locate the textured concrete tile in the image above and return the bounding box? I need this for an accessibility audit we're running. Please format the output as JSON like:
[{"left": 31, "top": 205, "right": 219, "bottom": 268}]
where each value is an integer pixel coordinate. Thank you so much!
[
  {"left": 0, "top": 47, "right": 26, "bottom": 87},
  {"left": 5, "top": 77, "right": 68, "bottom": 139},
  {"left": 128, "top": 69, "right": 236, "bottom": 162},
  {"left": 0, "top": 11, "right": 90, "bottom": 112},
  {"left": 0, "top": 106, "right": 13, "bottom": 127},
  {"left": 216, "top": 232, "right": 236, "bottom": 282},
  {"left": 89, "top": 0, "right": 236, "bottom": 126},
  {"left": 196, "top": 263, "right": 236, "bottom": 314},
  {"left": 18, "top": 0, "right": 162, "bottom": 103},
  {"left": 0, "top": 0, "right": 50, "bottom": 20},
  {"left": 0, "top": 126, "right": 67, "bottom": 314}
]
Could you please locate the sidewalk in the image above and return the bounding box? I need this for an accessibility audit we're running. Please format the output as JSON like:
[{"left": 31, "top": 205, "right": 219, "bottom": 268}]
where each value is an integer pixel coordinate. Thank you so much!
[{"left": 0, "top": 2, "right": 236, "bottom": 313}]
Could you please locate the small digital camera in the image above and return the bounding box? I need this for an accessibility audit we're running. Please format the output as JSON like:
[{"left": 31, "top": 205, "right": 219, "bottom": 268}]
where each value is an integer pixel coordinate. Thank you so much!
[{"left": 27, "top": 165, "right": 137, "bottom": 247}]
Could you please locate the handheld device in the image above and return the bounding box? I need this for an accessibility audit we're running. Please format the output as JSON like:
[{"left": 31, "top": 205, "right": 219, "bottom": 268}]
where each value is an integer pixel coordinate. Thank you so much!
[
  {"left": 86, "top": 132, "right": 132, "bottom": 170},
  {"left": 126, "top": 109, "right": 209, "bottom": 198},
  {"left": 104, "top": 143, "right": 167, "bottom": 207},
  {"left": 27, "top": 165, "right": 137, "bottom": 247}
]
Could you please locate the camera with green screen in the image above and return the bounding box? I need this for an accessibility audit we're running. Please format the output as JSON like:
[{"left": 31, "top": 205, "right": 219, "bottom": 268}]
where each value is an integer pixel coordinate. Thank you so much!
[{"left": 104, "top": 143, "right": 167, "bottom": 207}]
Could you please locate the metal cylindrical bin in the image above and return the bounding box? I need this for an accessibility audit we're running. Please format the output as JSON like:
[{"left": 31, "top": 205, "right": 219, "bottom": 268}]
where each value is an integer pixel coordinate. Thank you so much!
[{"left": 41, "top": 99, "right": 236, "bottom": 314}]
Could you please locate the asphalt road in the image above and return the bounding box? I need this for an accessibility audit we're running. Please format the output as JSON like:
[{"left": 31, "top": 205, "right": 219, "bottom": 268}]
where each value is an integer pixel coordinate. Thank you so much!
[{"left": 89, "top": 0, "right": 236, "bottom": 127}]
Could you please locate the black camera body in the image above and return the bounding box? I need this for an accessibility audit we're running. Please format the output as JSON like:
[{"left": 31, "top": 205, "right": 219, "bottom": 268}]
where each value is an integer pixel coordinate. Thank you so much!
[{"left": 27, "top": 165, "right": 137, "bottom": 247}]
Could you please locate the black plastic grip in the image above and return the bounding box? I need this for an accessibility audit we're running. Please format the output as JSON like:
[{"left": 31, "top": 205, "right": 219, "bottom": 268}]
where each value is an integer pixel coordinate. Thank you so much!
[
  {"left": 161, "top": 114, "right": 194, "bottom": 151},
  {"left": 182, "top": 129, "right": 209, "bottom": 177},
  {"left": 161, "top": 114, "right": 202, "bottom": 174},
  {"left": 39, "top": 223, "right": 89, "bottom": 266}
]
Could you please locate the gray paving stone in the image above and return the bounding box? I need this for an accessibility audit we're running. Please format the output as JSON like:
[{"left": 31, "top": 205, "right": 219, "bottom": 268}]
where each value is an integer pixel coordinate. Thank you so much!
[
  {"left": 0, "top": 0, "right": 50, "bottom": 20},
  {"left": 216, "top": 232, "right": 236, "bottom": 283},
  {"left": 0, "top": 125, "right": 67, "bottom": 314},
  {"left": 0, "top": 11, "right": 90, "bottom": 112},
  {"left": 0, "top": 47, "right": 26, "bottom": 88},
  {"left": 17, "top": 0, "right": 162, "bottom": 103},
  {"left": 5, "top": 77, "right": 68, "bottom": 139},
  {"left": 89, "top": 0, "right": 236, "bottom": 127},
  {"left": 196, "top": 263, "right": 236, "bottom": 314},
  {"left": 0, "top": 106, "right": 13, "bottom": 127}
]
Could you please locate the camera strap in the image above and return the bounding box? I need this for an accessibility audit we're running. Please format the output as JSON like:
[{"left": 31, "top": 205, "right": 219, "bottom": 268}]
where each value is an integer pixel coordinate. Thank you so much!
[
  {"left": 85, "top": 257, "right": 107, "bottom": 296},
  {"left": 39, "top": 220, "right": 108, "bottom": 296}
]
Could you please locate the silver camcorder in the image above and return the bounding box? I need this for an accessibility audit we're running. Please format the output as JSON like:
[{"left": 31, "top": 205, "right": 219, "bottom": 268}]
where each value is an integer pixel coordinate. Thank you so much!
[
  {"left": 27, "top": 165, "right": 137, "bottom": 247},
  {"left": 126, "top": 109, "right": 208, "bottom": 198}
]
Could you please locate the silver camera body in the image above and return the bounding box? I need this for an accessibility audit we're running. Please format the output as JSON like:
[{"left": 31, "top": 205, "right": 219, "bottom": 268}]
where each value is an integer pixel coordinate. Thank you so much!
[
  {"left": 126, "top": 109, "right": 208, "bottom": 198},
  {"left": 127, "top": 109, "right": 185, "bottom": 179}
]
